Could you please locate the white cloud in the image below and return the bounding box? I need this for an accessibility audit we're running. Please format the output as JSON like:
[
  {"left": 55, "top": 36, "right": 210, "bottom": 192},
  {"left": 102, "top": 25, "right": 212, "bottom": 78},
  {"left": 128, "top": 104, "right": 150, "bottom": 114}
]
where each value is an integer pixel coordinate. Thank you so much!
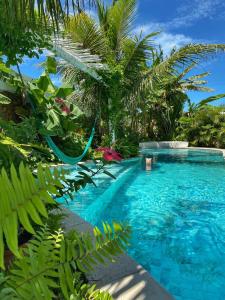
[
  {"left": 133, "top": 25, "right": 194, "bottom": 56},
  {"left": 133, "top": 22, "right": 164, "bottom": 36},
  {"left": 134, "top": 0, "right": 225, "bottom": 38},
  {"left": 168, "top": 0, "right": 225, "bottom": 29},
  {"left": 154, "top": 32, "right": 193, "bottom": 56},
  {"left": 132, "top": 0, "right": 225, "bottom": 56}
]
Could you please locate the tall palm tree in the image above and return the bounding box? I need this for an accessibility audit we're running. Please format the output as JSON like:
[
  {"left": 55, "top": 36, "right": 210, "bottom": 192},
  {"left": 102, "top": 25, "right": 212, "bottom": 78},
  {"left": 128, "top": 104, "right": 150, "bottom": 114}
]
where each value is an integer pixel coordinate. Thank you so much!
[
  {"left": 60, "top": 0, "right": 158, "bottom": 142},
  {"left": 130, "top": 48, "right": 221, "bottom": 140},
  {"left": 60, "top": 0, "right": 225, "bottom": 144}
]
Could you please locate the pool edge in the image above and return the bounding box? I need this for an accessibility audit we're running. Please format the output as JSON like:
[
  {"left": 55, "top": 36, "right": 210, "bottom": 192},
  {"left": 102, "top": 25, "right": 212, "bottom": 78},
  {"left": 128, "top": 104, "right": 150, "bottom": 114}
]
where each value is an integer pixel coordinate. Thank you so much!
[{"left": 60, "top": 208, "right": 174, "bottom": 300}]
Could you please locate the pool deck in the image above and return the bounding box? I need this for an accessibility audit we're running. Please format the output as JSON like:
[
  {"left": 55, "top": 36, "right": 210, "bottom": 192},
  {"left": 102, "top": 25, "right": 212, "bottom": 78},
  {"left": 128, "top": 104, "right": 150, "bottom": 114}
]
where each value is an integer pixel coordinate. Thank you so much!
[{"left": 61, "top": 208, "right": 174, "bottom": 300}]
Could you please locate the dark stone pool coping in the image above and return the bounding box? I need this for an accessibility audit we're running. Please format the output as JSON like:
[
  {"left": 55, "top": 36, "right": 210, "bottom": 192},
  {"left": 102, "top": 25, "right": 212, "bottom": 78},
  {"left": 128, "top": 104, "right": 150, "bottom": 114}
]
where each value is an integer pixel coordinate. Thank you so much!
[{"left": 61, "top": 208, "right": 174, "bottom": 300}]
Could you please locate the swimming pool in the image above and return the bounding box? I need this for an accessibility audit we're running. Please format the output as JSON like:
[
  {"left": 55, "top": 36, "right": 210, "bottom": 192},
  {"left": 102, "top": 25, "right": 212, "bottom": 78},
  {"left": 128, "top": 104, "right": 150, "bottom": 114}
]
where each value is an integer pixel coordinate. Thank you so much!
[{"left": 63, "top": 149, "right": 225, "bottom": 300}]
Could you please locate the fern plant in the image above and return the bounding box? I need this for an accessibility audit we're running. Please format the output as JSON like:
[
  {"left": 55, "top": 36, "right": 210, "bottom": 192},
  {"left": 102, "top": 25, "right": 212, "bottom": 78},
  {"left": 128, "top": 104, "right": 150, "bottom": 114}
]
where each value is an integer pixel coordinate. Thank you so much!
[
  {"left": 0, "top": 223, "right": 130, "bottom": 299},
  {"left": 0, "top": 162, "right": 66, "bottom": 269}
]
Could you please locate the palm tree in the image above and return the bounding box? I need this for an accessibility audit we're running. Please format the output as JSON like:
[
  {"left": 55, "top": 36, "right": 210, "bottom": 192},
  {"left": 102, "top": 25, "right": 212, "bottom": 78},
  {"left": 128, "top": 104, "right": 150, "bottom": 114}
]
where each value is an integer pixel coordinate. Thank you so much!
[
  {"left": 132, "top": 48, "right": 220, "bottom": 140},
  {"left": 59, "top": 0, "right": 225, "bottom": 144},
  {"left": 60, "top": 0, "right": 158, "bottom": 143}
]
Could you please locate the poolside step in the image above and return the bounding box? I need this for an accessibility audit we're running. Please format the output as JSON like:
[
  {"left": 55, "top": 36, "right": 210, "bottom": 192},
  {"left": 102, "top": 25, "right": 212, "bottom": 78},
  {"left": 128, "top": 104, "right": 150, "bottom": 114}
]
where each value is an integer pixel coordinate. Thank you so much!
[{"left": 83, "top": 160, "right": 141, "bottom": 223}]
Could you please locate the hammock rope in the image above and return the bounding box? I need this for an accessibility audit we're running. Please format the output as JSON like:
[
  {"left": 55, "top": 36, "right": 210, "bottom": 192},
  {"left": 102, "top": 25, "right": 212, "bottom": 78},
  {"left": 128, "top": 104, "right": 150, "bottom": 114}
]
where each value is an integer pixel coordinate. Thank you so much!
[{"left": 28, "top": 94, "right": 96, "bottom": 165}]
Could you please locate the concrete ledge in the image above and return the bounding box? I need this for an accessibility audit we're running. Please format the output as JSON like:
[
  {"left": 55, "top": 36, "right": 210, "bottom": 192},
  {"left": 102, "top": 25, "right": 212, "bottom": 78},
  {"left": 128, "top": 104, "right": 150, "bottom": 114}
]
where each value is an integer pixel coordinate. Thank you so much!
[
  {"left": 188, "top": 146, "right": 225, "bottom": 157},
  {"left": 139, "top": 141, "right": 189, "bottom": 149},
  {"left": 61, "top": 208, "right": 174, "bottom": 300}
]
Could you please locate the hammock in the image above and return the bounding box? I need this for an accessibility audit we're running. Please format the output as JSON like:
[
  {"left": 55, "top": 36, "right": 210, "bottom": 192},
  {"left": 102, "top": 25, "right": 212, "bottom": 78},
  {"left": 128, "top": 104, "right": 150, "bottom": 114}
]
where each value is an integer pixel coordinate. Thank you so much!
[
  {"left": 27, "top": 94, "right": 96, "bottom": 165},
  {"left": 45, "top": 126, "right": 95, "bottom": 165}
]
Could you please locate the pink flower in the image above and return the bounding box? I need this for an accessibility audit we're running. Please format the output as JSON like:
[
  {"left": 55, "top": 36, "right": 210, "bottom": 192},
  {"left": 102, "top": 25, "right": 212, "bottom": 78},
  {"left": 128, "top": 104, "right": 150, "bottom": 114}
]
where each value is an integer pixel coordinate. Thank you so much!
[
  {"left": 96, "top": 147, "right": 122, "bottom": 161},
  {"left": 61, "top": 105, "right": 71, "bottom": 114}
]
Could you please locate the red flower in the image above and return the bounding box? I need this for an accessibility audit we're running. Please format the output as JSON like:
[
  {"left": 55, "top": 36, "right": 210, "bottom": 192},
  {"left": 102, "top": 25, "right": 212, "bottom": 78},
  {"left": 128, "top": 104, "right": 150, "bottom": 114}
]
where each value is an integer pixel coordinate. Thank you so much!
[
  {"left": 96, "top": 147, "right": 122, "bottom": 161},
  {"left": 61, "top": 105, "right": 71, "bottom": 114}
]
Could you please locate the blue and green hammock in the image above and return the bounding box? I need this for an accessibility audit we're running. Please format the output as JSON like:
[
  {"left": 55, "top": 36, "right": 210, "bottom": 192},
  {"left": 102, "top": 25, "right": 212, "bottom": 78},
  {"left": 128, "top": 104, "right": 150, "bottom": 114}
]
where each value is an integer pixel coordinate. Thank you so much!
[
  {"left": 28, "top": 95, "right": 96, "bottom": 165},
  {"left": 44, "top": 127, "right": 95, "bottom": 165}
]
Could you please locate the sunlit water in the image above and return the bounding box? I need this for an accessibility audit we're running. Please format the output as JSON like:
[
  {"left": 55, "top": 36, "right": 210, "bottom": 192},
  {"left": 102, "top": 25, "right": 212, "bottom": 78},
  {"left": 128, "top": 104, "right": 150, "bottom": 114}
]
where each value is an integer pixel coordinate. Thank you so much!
[{"left": 62, "top": 150, "right": 225, "bottom": 300}]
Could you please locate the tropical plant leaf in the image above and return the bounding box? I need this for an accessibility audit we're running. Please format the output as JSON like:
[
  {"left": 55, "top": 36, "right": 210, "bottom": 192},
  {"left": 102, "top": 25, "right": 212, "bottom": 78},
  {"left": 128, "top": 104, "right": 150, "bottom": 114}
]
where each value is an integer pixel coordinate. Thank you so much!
[
  {"left": 54, "top": 37, "right": 105, "bottom": 81},
  {"left": 0, "top": 93, "right": 11, "bottom": 104},
  {"left": 197, "top": 94, "right": 225, "bottom": 108},
  {"left": 0, "top": 163, "right": 64, "bottom": 269},
  {"left": 4, "top": 223, "right": 130, "bottom": 299},
  {"left": 108, "top": 0, "right": 137, "bottom": 52},
  {"left": 0, "top": 134, "right": 29, "bottom": 157}
]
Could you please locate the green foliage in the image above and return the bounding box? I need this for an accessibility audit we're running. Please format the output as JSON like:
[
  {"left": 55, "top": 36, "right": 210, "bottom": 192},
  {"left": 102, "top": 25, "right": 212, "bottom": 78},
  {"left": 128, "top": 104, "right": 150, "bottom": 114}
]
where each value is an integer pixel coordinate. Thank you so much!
[
  {"left": 58, "top": 160, "right": 116, "bottom": 200},
  {"left": 0, "top": 223, "right": 130, "bottom": 299},
  {"left": 62, "top": 0, "right": 156, "bottom": 142},
  {"left": 28, "top": 69, "right": 83, "bottom": 136},
  {"left": 0, "top": 118, "right": 39, "bottom": 144},
  {"left": 61, "top": 0, "right": 225, "bottom": 144},
  {"left": 0, "top": 162, "right": 65, "bottom": 269},
  {"left": 0, "top": 1, "right": 89, "bottom": 66},
  {"left": 176, "top": 105, "right": 225, "bottom": 148},
  {"left": 114, "top": 138, "right": 139, "bottom": 158},
  {"left": 0, "top": 133, "right": 30, "bottom": 171},
  {"left": 0, "top": 118, "right": 55, "bottom": 169},
  {"left": 0, "top": 94, "right": 12, "bottom": 104}
]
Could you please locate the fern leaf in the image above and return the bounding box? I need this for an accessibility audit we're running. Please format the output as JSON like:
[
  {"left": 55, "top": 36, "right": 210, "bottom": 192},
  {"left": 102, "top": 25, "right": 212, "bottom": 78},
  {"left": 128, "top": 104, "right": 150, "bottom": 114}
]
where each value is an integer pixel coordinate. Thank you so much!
[
  {"left": 4, "top": 223, "right": 130, "bottom": 299},
  {"left": 0, "top": 163, "right": 63, "bottom": 269}
]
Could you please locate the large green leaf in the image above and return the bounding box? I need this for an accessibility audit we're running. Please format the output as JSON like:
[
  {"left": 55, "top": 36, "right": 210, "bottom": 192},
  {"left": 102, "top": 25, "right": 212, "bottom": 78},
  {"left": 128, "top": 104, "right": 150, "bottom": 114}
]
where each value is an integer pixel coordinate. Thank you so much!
[
  {"left": 54, "top": 86, "right": 74, "bottom": 98},
  {"left": 46, "top": 56, "right": 57, "bottom": 74},
  {"left": 37, "top": 73, "right": 55, "bottom": 94}
]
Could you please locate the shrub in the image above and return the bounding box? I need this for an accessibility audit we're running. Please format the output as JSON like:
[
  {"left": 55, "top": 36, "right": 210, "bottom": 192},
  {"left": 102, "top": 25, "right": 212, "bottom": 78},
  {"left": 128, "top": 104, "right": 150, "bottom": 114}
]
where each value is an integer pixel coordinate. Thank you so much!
[
  {"left": 114, "top": 138, "right": 139, "bottom": 158},
  {"left": 176, "top": 105, "right": 225, "bottom": 148}
]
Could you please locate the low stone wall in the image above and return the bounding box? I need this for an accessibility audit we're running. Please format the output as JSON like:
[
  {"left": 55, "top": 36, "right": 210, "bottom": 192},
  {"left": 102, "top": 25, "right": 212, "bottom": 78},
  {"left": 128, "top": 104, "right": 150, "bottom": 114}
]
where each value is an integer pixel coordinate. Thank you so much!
[{"left": 139, "top": 141, "right": 189, "bottom": 149}]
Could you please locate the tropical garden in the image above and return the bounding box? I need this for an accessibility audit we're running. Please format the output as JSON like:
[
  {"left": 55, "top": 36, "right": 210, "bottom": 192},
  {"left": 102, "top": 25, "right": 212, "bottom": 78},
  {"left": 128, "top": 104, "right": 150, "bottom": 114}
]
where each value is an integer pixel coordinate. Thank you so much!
[{"left": 0, "top": 0, "right": 225, "bottom": 299}]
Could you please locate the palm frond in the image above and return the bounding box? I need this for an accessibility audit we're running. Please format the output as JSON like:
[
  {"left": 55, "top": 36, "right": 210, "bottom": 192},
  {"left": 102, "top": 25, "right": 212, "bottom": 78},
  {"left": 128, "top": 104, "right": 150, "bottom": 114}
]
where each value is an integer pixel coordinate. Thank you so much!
[
  {"left": 157, "top": 44, "right": 225, "bottom": 72},
  {"left": 180, "top": 84, "right": 214, "bottom": 92},
  {"left": 0, "top": 93, "right": 12, "bottom": 104},
  {"left": 0, "top": 134, "right": 29, "bottom": 158},
  {"left": 66, "top": 13, "right": 109, "bottom": 56},
  {"left": 187, "top": 72, "right": 210, "bottom": 81},
  {"left": 54, "top": 37, "right": 105, "bottom": 80},
  {"left": 0, "top": 0, "right": 91, "bottom": 28},
  {"left": 122, "top": 32, "right": 159, "bottom": 79},
  {"left": 130, "top": 43, "right": 225, "bottom": 99},
  {"left": 96, "top": 0, "right": 109, "bottom": 29},
  {"left": 108, "top": 0, "right": 137, "bottom": 53},
  {"left": 197, "top": 93, "right": 225, "bottom": 108}
]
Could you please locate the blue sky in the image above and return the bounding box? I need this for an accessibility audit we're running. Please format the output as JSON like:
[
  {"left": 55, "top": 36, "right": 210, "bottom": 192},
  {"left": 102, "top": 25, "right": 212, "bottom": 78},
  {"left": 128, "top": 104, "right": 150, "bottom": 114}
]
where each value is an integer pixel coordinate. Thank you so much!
[
  {"left": 134, "top": 0, "right": 225, "bottom": 105},
  {"left": 19, "top": 0, "right": 225, "bottom": 105}
]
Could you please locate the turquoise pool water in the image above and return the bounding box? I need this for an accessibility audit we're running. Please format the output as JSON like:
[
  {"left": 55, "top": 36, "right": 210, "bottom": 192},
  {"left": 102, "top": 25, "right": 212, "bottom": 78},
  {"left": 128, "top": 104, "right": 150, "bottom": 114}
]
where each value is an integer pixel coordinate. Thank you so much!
[{"left": 63, "top": 150, "right": 225, "bottom": 300}]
